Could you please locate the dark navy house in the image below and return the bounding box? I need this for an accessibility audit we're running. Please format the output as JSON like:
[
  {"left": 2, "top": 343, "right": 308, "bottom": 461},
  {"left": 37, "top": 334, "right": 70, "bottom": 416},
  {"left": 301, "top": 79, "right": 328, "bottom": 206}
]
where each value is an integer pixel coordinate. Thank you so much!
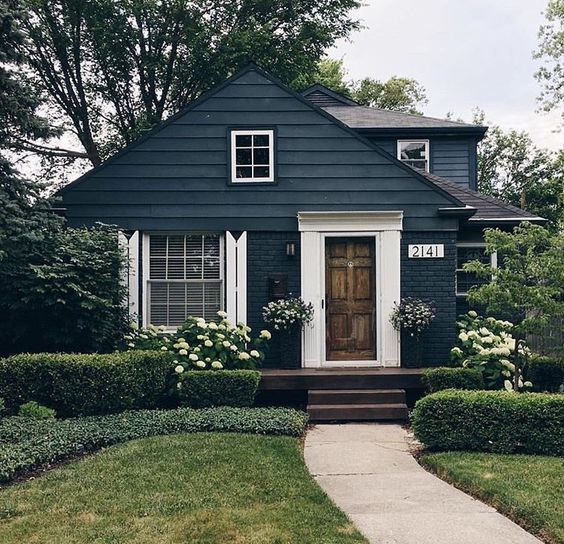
[{"left": 60, "top": 65, "right": 541, "bottom": 370}]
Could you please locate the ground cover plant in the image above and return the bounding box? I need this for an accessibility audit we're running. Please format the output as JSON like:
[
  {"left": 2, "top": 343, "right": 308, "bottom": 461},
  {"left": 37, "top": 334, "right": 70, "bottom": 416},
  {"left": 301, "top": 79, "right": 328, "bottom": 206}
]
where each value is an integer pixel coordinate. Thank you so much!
[
  {"left": 421, "top": 452, "right": 564, "bottom": 544},
  {"left": 0, "top": 433, "right": 366, "bottom": 544},
  {"left": 0, "top": 406, "right": 308, "bottom": 484}
]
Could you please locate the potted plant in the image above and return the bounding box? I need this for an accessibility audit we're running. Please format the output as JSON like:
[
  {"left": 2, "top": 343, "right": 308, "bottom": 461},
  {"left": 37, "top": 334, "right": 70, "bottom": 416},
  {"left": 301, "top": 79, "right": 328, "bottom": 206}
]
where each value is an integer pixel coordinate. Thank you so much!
[
  {"left": 262, "top": 297, "right": 314, "bottom": 368},
  {"left": 390, "top": 297, "right": 435, "bottom": 366}
]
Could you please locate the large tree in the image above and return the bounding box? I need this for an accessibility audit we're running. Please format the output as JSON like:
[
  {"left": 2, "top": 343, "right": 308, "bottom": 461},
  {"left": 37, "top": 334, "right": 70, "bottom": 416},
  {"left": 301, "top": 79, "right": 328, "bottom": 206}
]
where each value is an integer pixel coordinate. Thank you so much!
[
  {"left": 18, "top": 0, "right": 360, "bottom": 168},
  {"left": 535, "top": 0, "right": 564, "bottom": 123},
  {"left": 475, "top": 110, "right": 564, "bottom": 231},
  {"left": 310, "top": 58, "right": 428, "bottom": 114}
]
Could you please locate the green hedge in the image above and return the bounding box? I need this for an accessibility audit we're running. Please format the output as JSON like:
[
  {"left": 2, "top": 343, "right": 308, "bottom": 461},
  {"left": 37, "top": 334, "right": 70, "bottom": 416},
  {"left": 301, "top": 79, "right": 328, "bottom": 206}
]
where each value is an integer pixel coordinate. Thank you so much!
[
  {"left": 422, "top": 367, "right": 484, "bottom": 393},
  {"left": 0, "top": 351, "right": 172, "bottom": 417},
  {"left": 526, "top": 356, "right": 564, "bottom": 393},
  {"left": 177, "top": 370, "right": 260, "bottom": 408},
  {"left": 412, "top": 390, "right": 564, "bottom": 455},
  {"left": 0, "top": 407, "right": 309, "bottom": 482}
]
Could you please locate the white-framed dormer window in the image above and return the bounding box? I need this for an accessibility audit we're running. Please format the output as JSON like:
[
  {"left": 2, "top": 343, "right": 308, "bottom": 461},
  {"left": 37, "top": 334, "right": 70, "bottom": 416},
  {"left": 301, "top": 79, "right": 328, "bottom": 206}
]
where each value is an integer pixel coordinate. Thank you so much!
[
  {"left": 397, "top": 140, "right": 429, "bottom": 172},
  {"left": 231, "top": 129, "right": 274, "bottom": 183},
  {"left": 456, "top": 243, "right": 497, "bottom": 296},
  {"left": 145, "top": 233, "right": 223, "bottom": 328}
]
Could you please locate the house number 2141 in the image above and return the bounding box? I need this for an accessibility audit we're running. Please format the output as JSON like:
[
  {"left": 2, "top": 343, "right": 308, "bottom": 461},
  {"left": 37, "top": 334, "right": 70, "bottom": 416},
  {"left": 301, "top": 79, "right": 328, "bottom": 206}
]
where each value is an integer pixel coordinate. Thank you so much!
[{"left": 408, "top": 244, "right": 444, "bottom": 258}]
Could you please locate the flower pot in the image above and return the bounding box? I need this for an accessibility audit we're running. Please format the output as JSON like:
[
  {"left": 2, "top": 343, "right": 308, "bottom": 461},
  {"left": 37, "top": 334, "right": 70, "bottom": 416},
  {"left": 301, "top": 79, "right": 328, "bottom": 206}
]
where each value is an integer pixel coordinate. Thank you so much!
[{"left": 275, "top": 326, "right": 301, "bottom": 368}]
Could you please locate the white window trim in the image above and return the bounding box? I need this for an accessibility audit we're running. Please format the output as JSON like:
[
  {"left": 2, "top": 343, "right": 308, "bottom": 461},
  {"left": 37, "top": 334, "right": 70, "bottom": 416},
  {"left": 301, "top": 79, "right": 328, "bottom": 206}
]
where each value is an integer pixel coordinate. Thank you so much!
[
  {"left": 298, "top": 211, "right": 402, "bottom": 368},
  {"left": 142, "top": 232, "right": 224, "bottom": 330},
  {"left": 231, "top": 129, "right": 274, "bottom": 183},
  {"left": 397, "top": 139, "right": 430, "bottom": 172},
  {"left": 456, "top": 242, "right": 497, "bottom": 296}
]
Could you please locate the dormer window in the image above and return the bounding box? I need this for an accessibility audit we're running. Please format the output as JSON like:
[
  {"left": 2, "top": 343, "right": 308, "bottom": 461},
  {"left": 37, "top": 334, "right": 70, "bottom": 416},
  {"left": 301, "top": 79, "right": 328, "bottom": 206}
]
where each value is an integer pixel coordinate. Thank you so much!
[
  {"left": 397, "top": 140, "right": 429, "bottom": 172},
  {"left": 231, "top": 129, "right": 274, "bottom": 183}
]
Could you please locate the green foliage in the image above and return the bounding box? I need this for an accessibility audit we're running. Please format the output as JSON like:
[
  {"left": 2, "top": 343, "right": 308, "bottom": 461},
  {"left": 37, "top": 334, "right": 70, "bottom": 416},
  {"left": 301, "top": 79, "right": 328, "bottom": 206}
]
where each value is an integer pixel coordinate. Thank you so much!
[
  {"left": 466, "top": 224, "right": 564, "bottom": 340},
  {"left": 311, "top": 58, "right": 428, "bottom": 113},
  {"left": 534, "top": 0, "right": 564, "bottom": 122},
  {"left": 177, "top": 370, "right": 260, "bottom": 408},
  {"left": 19, "top": 0, "right": 361, "bottom": 170},
  {"left": 526, "top": 355, "right": 564, "bottom": 392},
  {"left": 475, "top": 110, "right": 564, "bottom": 231},
  {"left": 126, "top": 315, "right": 270, "bottom": 371},
  {"left": 412, "top": 389, "right": 564, "bottom": 455},
  {"left": 0, "top": 351, "right": 172, "bottom": 417},
  {"left": 450, "top": 311, "right": 527, "bottom": 390},
  {"left": 0, "top": 406, "right": 309, "bottom": 482},
  {"left": 0, "top": 222, "right": 130, "bottom": 355},
  {"left": 422, "top": 367, "right": 484, "bottom": 393},
  {"left": 18, "top": 401, "right": 56, "bottom": 420}
]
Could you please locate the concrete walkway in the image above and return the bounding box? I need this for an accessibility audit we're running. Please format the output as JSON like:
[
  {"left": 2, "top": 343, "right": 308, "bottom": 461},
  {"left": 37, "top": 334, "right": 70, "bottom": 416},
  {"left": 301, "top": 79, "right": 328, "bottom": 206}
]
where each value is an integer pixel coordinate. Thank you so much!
[{"left": 304, "top": 424, "right": 542, "bottom": 544}]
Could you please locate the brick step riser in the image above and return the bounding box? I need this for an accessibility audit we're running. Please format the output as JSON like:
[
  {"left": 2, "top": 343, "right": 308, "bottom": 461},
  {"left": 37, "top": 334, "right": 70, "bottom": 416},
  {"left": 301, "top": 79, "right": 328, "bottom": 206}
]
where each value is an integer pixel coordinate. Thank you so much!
[
  {"left": 307, "top": 403, "right": 408, "bottom": 422},
  {"left": 308, "top": 390, "right": 406, "bottom": 405}
]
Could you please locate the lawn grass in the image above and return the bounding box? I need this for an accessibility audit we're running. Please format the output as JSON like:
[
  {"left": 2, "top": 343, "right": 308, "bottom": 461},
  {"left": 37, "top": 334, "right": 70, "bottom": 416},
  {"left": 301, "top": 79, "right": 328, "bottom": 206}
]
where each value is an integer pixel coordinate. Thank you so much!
[
  {"left": 0, "top": 433, "right": 367, "bottom": 544},
  {"left": 420, "top": 452, "right": 564, "bottom": 544}
]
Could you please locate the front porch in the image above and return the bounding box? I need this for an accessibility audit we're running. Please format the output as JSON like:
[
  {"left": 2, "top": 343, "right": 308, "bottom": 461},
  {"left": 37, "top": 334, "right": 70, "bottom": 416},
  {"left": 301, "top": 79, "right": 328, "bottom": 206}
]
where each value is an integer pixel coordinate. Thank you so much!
[{"left": 259, "top": 367, "right": 425, "bottom": 422}]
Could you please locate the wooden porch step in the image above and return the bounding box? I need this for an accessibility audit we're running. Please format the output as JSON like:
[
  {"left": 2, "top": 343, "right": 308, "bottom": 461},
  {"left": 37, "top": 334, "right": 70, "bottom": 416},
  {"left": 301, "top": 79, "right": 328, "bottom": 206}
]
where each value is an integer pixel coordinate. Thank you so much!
[
  {"left": 307, "top": 403, "right": 408, "bottom": 421},
  {"left": 308, "top": 388, "right": 406, "bottom": 405}
]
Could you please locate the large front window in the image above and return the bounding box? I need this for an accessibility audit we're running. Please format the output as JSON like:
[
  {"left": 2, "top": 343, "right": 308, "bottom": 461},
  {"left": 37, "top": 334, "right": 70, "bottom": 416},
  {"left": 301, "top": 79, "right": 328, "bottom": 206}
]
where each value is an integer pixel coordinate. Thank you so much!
[
  {"left": 231, "top": 129, "right": 274, "bottom": 182},
  {"left": 147, "top": 234, "right": 223, "bottom": 327},
  {"left": 397, "top": 140, "right": 429, "bottom": 171}
]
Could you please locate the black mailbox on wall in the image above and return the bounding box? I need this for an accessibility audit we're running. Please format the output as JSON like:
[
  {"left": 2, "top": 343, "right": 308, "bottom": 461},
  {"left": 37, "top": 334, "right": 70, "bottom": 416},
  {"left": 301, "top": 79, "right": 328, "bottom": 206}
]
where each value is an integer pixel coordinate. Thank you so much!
[{"left": 267, "top": 274, "right": 288, "bottom": 301}]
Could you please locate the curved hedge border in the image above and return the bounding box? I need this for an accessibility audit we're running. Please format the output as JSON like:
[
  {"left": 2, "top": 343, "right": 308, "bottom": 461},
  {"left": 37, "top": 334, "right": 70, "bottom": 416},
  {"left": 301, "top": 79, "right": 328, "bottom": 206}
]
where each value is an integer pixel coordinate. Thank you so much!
[
  {"left": 0, "top": 407, "right": 309, "bottom": 483},
  {"left": 0, "top": 351, "right": 172, "bottom": 417},
  {"left": 412, "top": 390, "right": 564, "bottom": 455},
  {"left": 422, "top": 367, "right": 484, "bottom": 393}
]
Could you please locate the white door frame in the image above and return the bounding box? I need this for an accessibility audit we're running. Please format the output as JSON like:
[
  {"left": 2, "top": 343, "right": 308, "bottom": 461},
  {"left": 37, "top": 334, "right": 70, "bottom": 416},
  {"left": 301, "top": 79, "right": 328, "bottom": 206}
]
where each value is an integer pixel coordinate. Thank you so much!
[{"left": 298, "top": 211, "right": 402, "bottom": 368}]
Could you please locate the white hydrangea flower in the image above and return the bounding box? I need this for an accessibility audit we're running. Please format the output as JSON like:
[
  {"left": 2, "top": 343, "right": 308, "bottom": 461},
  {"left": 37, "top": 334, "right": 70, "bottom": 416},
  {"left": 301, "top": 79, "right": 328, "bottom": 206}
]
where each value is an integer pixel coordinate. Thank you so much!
[
  {"left": 230, "top": 344, "right": 238, "bottom": 351},
  {"left": 260, "top": 330, "right": 272, "bottom": 340},
  {"left": 217, "top": 311, "right": 228, "bottom": 318},
  {"left": 211, "top": 361, "right": 223, "bottom": 369},
  {"left": 222, "top": 341, "right": 231, "bottom": 347},
  {"left": 250, "top": 350, "right": 260, "bottom": 358},
  {"left": 238, "top": 352, "right": 250, "bottom": 360},
  {"left": 175, "top": 365, "right": 184, "bottom": 374},
  {"left": 188, "top": 353, "right": 199, "bottom": 361},
  {"left": 177, "top": 382, "right": 182, "bottom": 389},
  {"left": 208, "top": 322, "right": 218, "bottom": 330},
  {"left": 160, "top": 346, "right": 168, "bottom": 351},
  {"left": 468, "top": 310, "right": 478, "bottom": 318},
  {"left": 196, "top": 361, "right": 206, "bottom": 368},
  {"left": 204, "top": 340, "right": 213, "bottom": 347},
  {"left": 458, "top": 332, "right": 468, "bottom": 342},
  {"left": 179, "top": 349, "right": 188, "bottom": 356}
]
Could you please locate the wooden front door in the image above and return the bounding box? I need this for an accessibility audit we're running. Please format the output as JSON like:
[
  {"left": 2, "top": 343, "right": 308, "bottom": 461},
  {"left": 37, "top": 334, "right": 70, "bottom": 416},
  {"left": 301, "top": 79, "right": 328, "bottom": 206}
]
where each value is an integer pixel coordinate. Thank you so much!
[{"left": 325, "top": 237, "right": 376, "bottom": 361}]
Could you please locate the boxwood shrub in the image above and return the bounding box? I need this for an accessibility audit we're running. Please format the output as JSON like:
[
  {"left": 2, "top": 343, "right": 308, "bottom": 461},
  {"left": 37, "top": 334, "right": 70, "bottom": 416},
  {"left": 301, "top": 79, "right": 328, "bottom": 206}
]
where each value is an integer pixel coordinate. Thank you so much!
[
  {"left": 0, "top": 406, "right": 309, "bottom": 482},
  {"left": 526, "top": 356, "right": 564, "bottom": 392},
  {"left": 422, "top": 367, "right": 484, "bottom": 393},
  {"left": 0, "top": 351, "right": 172, "bottom": 417},
  {"left": 412, "top": 390, "right": 564, "bottom": 455},
  {"left": 177, "top": 370, "right": 260, "bottom": 408}
]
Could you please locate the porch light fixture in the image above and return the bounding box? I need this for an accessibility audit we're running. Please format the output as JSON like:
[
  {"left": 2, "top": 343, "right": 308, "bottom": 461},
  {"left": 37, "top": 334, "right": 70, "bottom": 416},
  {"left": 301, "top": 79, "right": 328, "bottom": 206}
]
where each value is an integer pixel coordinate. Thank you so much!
[{"left": 285, "top": 241, "right": 296, "bottom": 257}]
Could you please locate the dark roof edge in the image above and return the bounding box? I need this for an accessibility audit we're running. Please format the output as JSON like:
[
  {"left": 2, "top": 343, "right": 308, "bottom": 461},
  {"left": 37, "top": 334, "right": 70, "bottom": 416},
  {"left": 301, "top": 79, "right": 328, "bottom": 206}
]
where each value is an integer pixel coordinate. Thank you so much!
[
  {"left": 355, "top": 126, "right": 488, "bottom": 139},
  {"left": 438, "top": 206, "right": 477, "bottom": 218},
  {"left": 301, "top": 83, "right": 359, "bottom": 105}
]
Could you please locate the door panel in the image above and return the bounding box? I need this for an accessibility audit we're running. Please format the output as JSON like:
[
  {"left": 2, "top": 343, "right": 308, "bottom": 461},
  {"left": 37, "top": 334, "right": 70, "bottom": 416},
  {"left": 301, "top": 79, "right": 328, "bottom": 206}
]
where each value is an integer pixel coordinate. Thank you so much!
[{"left": 325, "top": 237, "right": 376, "bottom": 361}]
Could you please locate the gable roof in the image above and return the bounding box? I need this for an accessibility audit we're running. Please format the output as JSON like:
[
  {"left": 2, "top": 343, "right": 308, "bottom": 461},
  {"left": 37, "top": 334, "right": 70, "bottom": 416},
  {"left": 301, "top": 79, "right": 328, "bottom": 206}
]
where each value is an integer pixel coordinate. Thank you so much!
[
  {"left": 301, "top": 86, "right": 487, "bottom": 136},
  {"left": 420, "top": 171, "right": 545, "bottom": 223},
  {"left": 59, "top": 63, "right": 465, "bottom": 209}
]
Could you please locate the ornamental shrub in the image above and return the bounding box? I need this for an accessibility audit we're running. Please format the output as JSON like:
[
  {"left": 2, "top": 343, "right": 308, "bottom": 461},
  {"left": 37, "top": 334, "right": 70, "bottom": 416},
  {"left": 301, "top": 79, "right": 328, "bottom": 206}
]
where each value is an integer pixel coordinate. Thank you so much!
[
  {"left": 177, "top": 370, "right": 260, "bottom": 408},
  {"left": 412, "top": 390, "right": 564, "bottom": 455},
  {"left": 125, "top": 313, "right": 271, "bottom": 370},
  {"left": 0, "top": 407, "right": 309, "bottom": 483},
  {"left": 18, "top": 401, "right": 56, "bottom": 420},
  {"left": 422, "top": 367, "right": 484, "bottom": 393},
  {"left": 390, "top": 297, "right": 435, "bottom": 338},
  {"left": 0, "top": 351, "right": 172, "bottom": 417},
  {"left": 450, "top": 311, "right": 531, "bottom": 391},
  {"left": 526, "top": 356, "right": 564, "bottom": 392}
]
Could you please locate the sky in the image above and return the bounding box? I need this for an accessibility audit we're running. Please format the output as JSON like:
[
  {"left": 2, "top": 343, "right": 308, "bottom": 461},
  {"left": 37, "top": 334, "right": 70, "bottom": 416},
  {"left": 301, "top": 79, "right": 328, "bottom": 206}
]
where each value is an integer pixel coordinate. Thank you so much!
[{"left": 330, "top": 0, "right": 563, "bottom": 150}]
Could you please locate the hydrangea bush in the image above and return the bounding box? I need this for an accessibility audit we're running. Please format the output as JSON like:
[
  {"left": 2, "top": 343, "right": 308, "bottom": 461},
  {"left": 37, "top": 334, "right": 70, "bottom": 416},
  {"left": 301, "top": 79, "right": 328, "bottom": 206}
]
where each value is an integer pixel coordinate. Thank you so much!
[
  {"left": 262, "top": 297, "right": 314, "bottom": 330},
  {"left": 450, "top": 311, "right": 532, "bottom": 391},
  {"left": 390, "top": 297, "right": 435, "bottom": 338},
  {"left": 125, "top": 312, "right": 271, "bottom": 374}
]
